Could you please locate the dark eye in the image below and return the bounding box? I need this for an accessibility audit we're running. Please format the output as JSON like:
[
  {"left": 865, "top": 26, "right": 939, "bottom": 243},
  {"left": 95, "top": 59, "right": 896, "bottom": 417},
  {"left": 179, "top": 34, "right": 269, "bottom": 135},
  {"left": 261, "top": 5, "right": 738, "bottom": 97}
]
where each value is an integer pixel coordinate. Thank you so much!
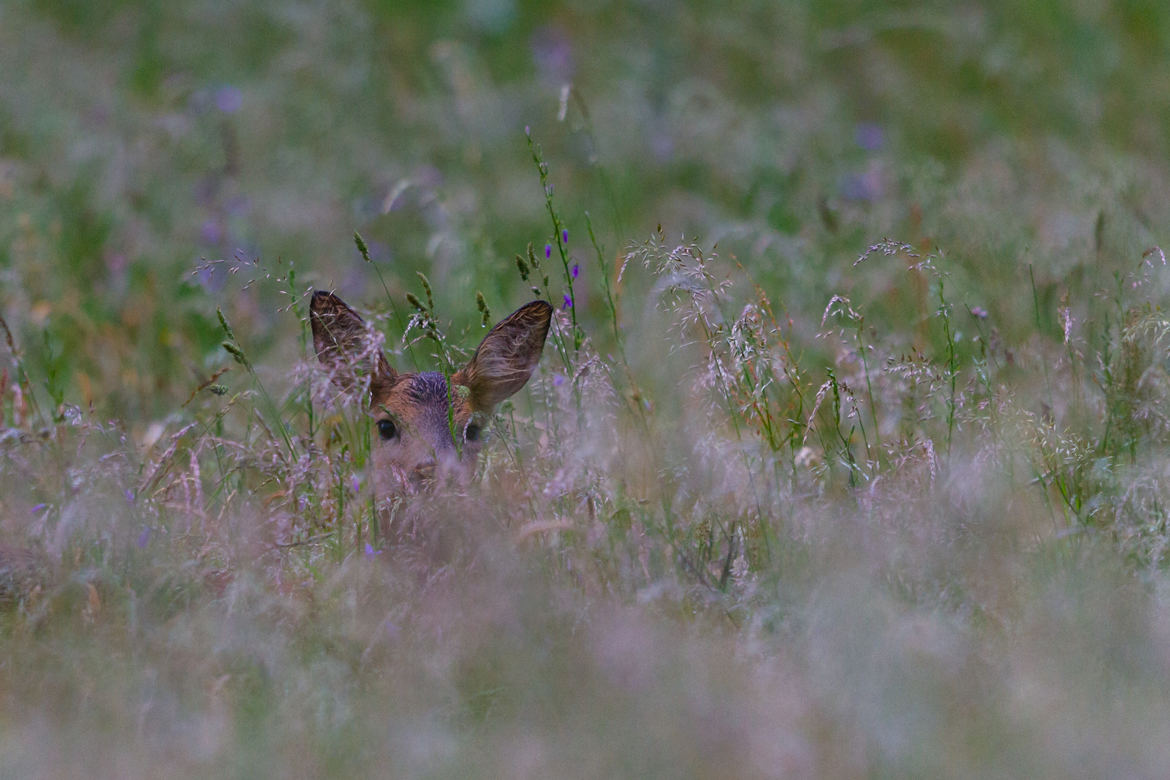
[
  {"left": 377, "top": 419, "right": 397, "bottom": 440},
  {"left": 465, "top": 423, "right": 480, "bottom": 442}
]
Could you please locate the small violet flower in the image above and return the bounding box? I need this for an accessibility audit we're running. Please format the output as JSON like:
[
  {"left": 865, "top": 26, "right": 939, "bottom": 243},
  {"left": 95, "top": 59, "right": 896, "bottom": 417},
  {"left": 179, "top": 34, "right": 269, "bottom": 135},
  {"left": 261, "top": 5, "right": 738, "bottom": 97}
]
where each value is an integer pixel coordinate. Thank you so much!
[
  {"left": 562, "top": 228, "right": 569, "bottom": 244},
  {"left": 562, "top": 293, "right": 573, "bottom": 310},
  {"left": 31, "top": 503, "right": 47, "bottom": 515},
  {"left": 571, "top": 263, "right": 579, "bottom": 279},
  {"left": 200, "top": 219, "right": 223, "bottom": 245},
  {"left": 215, "top": 86, "right": 243, "bottom": 114},
  {"left": 124, "top": 489, "right": 135, "bottom": 504},
  {"left": 136, "top": 527, "right": 151, "bottom": 549},
  {"left": 545, "top": 244, "right": 552, "bottom": 259},
  {"left": 364, "top": 543, "right": 383, "bottom": 559},
  {"left": 855, "top": 122, "right": 884, "bottom": 151},
  {"left": 553, "top": 374, "right": 566, "bottom": 387}
]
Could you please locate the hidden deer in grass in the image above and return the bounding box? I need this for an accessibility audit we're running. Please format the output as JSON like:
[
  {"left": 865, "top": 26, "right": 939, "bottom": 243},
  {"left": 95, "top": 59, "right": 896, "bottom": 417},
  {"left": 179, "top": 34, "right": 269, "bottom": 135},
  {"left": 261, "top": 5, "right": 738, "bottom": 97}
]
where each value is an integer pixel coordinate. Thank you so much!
[{"left": 309, "top": 290, "right": 552, "bottom": 502}]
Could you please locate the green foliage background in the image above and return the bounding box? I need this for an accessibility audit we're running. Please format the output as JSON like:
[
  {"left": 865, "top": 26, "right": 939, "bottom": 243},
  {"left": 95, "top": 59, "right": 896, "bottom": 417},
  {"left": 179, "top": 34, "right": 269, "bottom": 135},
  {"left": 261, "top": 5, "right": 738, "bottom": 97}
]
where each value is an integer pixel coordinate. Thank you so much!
[{"left": 4, "top": 0, "right": 1170, "bottom": 776}]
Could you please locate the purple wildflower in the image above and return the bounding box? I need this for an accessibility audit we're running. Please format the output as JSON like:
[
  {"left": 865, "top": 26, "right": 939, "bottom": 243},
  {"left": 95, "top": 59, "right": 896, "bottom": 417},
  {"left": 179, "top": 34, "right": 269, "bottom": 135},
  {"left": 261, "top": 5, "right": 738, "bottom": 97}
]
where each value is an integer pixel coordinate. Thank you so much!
[
  {"left": 855, "top": 122, "right": 884, "bottom": 151},
  {"left": 215, "top": 86, "right": 243, "bottom": 114},
  {"left": 136, "top": 527, "right": 151, "bottom": 549},
  {"left": 971, "top": 306, "right": 989, "bottom": 320},
  {"left": 200, "top": 219, "right": 223, "bottom": 245},
  {"left": 124, "top": 489, "right": 135, "bottom": 504},
  {"left": 545, "top": 244, "right": 552, "bottom": 259},
  {"left": 562, "top": 228, "right": 569, "bottom": 244},
  {"left": 553, "top": 374, "right": 566, "bottom": 387},
  {"left": 571, "top": 263, "right": 579, "bottom": 279},
  {"left": 364, "top": 543, "right": 384, "bottom": 559},
  {"left": 838, "top": 168, "right": 883, "bottom": 202},
  {"left": 31, "top": 503, "right": 47, "bottom": 514},
  {"left": 562, "top": 293, "right": 573, "bottom": 310},
  {"left": 351, "top": 474, "right": 360, "bottom": 494},
  {"left": 531, "top": 26, "right": 575, "bottom": 84}
]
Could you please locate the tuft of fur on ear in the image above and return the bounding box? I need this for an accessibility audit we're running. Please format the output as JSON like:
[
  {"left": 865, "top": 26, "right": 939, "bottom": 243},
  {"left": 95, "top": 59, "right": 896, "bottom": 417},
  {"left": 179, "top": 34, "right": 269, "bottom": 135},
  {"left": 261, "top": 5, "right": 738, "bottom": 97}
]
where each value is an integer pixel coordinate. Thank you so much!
[
  {"left": 454, "top": 300, "right": 552, "bottom": 411},
  {"left": 309, "top": 290, "right": 396, "bottom": 402}
]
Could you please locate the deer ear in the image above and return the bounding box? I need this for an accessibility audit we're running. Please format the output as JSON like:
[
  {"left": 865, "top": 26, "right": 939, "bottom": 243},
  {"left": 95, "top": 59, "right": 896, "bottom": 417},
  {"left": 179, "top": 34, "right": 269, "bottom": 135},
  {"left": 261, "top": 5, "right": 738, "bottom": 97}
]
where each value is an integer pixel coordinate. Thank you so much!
[
  {"left": 309, "top": 290, "right": 396, "bottom": 401},
  {"left": 453, "top": 300, "right": 552, "bottom": 411}
]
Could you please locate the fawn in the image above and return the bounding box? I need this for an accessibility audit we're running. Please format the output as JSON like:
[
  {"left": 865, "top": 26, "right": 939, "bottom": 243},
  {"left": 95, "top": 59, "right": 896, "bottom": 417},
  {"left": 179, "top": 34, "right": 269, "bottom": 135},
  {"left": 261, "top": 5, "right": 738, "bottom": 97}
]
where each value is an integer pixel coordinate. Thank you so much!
[
  {"left": 309, "top": 290, "right": 552, "bottom": 502},
  {"left": 0, "top": 293, "right": 548, "bottom": 605}
]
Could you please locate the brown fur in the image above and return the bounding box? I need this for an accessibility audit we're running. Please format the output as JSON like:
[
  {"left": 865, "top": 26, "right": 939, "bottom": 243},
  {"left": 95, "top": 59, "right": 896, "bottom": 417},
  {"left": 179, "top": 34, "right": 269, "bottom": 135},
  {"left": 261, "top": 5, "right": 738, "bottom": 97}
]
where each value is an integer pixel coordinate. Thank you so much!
[{"left": 310, "top": 291, "right": 552, "bottom": 502}]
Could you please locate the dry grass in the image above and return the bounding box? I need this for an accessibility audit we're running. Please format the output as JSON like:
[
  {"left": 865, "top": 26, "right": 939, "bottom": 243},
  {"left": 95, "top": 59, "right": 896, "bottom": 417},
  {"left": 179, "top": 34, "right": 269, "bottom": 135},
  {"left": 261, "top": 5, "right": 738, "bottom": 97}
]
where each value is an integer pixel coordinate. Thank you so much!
[{"left": 5, "top": 1, "right": 1170, "bottom": 777}]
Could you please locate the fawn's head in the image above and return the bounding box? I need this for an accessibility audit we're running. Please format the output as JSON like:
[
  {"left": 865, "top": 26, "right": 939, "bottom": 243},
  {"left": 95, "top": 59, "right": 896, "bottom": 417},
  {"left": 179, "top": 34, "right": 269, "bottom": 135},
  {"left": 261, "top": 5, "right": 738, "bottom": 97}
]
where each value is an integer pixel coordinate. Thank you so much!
[{"left": 309, "top": 290, "right": 552, "bottom": 499}]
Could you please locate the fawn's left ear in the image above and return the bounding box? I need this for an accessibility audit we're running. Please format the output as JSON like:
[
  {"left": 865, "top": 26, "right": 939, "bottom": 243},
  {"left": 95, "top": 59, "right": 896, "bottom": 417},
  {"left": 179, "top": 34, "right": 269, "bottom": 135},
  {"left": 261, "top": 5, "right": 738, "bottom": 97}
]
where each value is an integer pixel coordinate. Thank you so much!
[
  {"left": 453, "top": 300, "right": 552, "bottom": 410},
  {"left": 309, "top": 290, "right": 397, "bottom": 402}
]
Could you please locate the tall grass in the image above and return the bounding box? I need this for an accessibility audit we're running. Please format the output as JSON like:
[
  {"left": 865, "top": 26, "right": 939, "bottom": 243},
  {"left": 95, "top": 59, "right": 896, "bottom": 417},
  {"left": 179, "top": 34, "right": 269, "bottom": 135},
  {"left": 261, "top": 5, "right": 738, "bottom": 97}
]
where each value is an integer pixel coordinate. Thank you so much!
[
  {"left": 6, "top": 199, "right": 1170, "bottom": 776},
  {"left": 5, "top": 0, "right": 1170, "bottom": 776}
]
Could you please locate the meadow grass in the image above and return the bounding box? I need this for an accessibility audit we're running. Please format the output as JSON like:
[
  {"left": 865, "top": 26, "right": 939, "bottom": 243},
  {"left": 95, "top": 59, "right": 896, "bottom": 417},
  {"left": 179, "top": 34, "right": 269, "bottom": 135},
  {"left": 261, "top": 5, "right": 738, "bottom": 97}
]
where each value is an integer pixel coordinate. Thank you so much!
[{"left": 4, "top": 1, "right": 1170, "bottom": 777}]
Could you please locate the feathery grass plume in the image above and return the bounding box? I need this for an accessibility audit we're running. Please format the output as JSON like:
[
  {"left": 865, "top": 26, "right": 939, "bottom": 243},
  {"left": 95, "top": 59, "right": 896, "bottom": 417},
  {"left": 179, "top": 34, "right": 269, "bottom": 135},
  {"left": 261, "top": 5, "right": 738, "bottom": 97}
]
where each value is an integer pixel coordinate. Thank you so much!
[
  {"left": 221, "top": 340, "right": 250, "bottom": 368},
  {"left": 215, "top": 307, "right": 237, "bottom": 343},
  {"left": 416, "top": 271, "right": 435, "bottom": 312},
  {"left": 354, "top": 231, "right": 372, "bottom": 263}
]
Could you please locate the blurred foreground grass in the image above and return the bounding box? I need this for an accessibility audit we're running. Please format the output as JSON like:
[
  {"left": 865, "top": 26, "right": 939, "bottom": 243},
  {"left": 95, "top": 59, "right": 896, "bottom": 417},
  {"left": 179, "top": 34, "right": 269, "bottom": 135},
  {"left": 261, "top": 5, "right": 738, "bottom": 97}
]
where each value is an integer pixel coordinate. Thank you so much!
[{"left": 4, "top": 0, "right": 1170, "bottom": 777}]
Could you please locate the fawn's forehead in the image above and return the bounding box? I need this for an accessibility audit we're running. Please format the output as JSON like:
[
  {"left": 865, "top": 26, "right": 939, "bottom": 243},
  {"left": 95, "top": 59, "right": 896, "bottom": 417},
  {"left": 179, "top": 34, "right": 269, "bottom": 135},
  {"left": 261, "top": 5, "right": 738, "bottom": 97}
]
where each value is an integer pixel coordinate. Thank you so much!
[{"left": 375, "top": 372, "right": 470, "bottom": 417}]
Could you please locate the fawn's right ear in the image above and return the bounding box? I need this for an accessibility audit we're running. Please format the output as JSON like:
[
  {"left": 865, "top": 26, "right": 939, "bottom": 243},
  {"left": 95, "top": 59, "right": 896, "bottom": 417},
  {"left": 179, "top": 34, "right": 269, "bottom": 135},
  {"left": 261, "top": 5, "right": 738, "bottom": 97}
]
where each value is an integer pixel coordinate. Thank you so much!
[
  {"left": 310, "top": 290, "right": 396, "bottom": 402},
  {"left": 454, "top": 300, "right": 553, "bottom": 411}
]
